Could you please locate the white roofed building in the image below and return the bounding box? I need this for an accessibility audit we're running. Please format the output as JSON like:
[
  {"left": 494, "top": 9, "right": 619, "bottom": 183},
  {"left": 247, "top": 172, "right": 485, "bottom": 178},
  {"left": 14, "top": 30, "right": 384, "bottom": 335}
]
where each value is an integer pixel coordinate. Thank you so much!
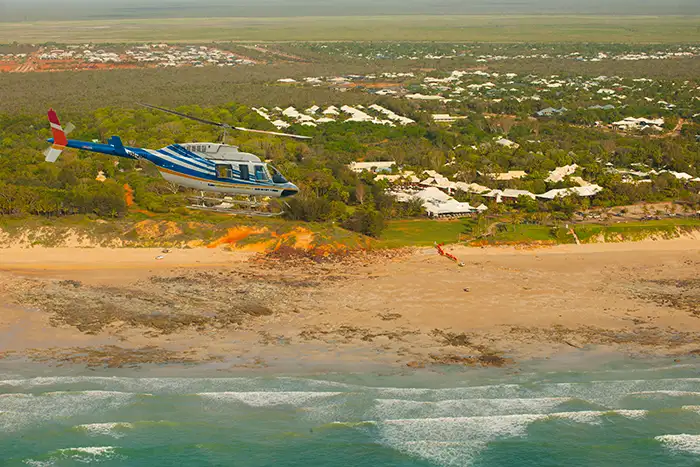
[
  {"left": 546, "top": 164, "right": 578, "bottom": 183},
  {"left": 537, "top": 185, "right": 603, "bottom": 200},
  {"left": 349, "top": 161, "right": 396, "bottom": 173},
  {"left": 396, "top": 187, "right": 484, "bottom": 218}
]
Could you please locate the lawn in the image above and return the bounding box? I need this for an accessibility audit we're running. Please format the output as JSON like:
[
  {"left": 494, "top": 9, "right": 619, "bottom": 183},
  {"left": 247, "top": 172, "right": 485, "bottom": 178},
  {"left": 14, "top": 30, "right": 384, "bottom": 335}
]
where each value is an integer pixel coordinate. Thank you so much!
[
  {"left": 488, "top": 224, "right": 555, "bottom": 243},
  {"left": 377, "top": 218, "right": 473, "bottom": 248},
  {"left": 377, "top": 217, "right": 700, "bottom": 249},
  {"left": 575, "top": 218, "right": 700, "bottom": 243},
  {"left": 1, "top": 15, "right": 698, "bottom": 43}
]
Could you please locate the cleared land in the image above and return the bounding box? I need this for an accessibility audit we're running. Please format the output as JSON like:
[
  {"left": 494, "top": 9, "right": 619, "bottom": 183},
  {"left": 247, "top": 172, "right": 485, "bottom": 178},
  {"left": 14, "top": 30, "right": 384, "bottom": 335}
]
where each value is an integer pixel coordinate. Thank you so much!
[{"left": 1, "top": 16, "right": 699, "bottom": 43}]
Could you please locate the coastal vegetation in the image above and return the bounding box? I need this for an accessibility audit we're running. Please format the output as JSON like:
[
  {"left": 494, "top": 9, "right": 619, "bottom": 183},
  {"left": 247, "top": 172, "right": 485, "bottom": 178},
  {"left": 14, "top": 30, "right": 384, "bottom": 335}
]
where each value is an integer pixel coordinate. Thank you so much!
[{"left": 1, "top": 37, "right": 699, "bottom": 249}]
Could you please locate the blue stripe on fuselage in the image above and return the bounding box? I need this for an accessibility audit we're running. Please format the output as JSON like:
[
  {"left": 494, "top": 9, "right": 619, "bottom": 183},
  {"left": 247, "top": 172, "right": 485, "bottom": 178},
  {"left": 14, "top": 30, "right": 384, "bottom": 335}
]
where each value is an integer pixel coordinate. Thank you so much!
[
  {"left": 167, "top": 144, "right": 214, "bottom": 165},
  {"left": 163, "top": 145, "right": 216, "bottom": 171},
  {"left": 48, "top": 138, "right": 138, "bottom": 159},
  {"left": 154, "top": 149, "right": 214, "bottom": 175},
  {"left": 146, "top": 151, "right": 259, "bottom": 185}
]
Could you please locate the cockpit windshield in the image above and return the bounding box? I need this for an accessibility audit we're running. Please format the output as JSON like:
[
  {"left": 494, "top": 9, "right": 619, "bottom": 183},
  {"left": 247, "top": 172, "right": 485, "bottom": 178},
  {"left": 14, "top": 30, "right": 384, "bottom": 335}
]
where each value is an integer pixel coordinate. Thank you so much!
[{"left": 268, "top": 165, "right": 288, "bottom": 184}]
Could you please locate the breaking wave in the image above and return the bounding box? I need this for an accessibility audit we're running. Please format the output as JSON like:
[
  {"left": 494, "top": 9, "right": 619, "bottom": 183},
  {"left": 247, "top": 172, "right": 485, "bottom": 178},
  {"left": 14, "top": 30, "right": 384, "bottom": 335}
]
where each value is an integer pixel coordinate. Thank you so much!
[
  {"left": 655, "top": 434, "right": 700, "bottom": 455},
  {"left": 75, "top": 422, "right": 134, "bottom": 438},
  {"left": 197, "top": 391, "right": 344, "bottom": 407}
]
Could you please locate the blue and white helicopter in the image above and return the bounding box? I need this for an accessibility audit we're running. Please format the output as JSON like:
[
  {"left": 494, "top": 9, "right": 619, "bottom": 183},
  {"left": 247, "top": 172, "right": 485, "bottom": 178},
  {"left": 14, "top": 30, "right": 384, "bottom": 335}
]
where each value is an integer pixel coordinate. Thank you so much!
[{"left": 45, "top": 104, "right": 309, "bottom": 216}]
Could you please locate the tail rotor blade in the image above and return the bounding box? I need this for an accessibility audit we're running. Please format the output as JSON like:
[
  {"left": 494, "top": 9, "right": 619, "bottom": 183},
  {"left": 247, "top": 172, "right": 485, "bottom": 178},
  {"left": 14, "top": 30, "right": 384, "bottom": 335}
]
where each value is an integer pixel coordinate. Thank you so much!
[{"left": 64, "top": 122, "right": 76, "bottom": 135}]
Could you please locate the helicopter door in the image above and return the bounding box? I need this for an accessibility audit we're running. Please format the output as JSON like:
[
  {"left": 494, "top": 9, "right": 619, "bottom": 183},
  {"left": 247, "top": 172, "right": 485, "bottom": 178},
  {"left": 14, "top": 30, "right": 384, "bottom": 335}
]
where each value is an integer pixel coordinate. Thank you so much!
[
  {"left": 254, "top": 165, "right": 268, "bottom": 181},
  {"left": 239, "top": 164, "right": 250, "bottom": 181},
  {"left": 216, "top": 164, "right": 232, "bottom": 179}
]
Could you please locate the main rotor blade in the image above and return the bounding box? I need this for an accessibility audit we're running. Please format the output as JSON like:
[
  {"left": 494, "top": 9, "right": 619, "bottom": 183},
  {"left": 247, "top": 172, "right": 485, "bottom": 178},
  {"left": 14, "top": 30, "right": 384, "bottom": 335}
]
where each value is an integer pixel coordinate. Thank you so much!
[
  {"left": 233, "top": 126, "right": 312, "bottom": 140},
  {"left": 139, "top": 103, "right": 312, "bottom": 139},
  {"left": 138, "top": 103, "right": 227, "bottom": 128}
]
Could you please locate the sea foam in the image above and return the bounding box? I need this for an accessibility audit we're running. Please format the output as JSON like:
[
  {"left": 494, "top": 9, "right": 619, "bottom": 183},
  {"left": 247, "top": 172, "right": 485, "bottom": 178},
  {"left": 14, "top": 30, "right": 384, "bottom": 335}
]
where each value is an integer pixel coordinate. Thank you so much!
[
  {"left": 371, "top": 397, "right": 571, "bottom": 419},
  {"left": 0, "top": 391, "right": 135, "bottom": 433},
  {"left": 655, "top": 434, "right": 700, "bottom": 455},
  {"left": 374, "top": 414, "right": 545, "bottom": 466},
  {"left": 197, "top": 391, "right": 343, "bottom": 407},
  {"left": 75, "top": 422, "right": 134, "bottom": 438}
]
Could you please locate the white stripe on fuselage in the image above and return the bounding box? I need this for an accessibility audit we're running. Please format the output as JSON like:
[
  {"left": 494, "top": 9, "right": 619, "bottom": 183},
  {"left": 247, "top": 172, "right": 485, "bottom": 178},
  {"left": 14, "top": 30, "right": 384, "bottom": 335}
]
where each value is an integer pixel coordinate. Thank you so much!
[
  {"left": 146, "top": 149, "right": 215, "bottom": 175},
  {"left": 158, "top": 170, "right": 282, "bottom": 197},
  {"left": 162, "top": 146, "right": 215, "bottom": 171}
]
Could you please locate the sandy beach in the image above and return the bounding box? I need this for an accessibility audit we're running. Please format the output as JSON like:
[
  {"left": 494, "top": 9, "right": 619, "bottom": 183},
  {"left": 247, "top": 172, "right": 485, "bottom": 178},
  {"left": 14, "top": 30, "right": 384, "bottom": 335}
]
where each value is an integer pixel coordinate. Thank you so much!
[{"left": 0, "top": 238, "right": 698, "bottom": 369}]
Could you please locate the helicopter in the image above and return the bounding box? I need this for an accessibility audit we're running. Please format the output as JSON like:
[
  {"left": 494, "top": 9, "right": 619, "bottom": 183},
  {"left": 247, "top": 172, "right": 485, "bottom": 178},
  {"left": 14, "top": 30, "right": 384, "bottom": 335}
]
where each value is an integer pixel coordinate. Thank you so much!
[{"left": 44, "top": 104, "right": 310, "bottom": 216}]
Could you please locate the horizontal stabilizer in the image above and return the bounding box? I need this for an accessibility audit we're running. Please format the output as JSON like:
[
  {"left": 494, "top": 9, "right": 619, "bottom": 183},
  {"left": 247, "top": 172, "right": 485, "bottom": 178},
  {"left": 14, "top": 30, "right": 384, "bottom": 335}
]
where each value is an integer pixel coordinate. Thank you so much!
[{"left": 44, "top": 145, "right": 64, "bottom": 163}]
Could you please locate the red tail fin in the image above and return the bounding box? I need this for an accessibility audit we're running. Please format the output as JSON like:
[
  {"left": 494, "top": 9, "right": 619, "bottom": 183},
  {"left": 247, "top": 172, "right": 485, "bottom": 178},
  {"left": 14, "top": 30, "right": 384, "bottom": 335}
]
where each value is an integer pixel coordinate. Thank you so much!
[{"left": 48, "top": 108, "right": 68, "bottom": 146}]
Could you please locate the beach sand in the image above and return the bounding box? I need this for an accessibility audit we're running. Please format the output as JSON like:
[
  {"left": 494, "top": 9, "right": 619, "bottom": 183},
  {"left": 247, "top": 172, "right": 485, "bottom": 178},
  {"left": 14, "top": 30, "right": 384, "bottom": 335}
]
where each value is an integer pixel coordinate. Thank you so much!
[{"left": 0, "top": 239, "right": 698, "bottom": 369}]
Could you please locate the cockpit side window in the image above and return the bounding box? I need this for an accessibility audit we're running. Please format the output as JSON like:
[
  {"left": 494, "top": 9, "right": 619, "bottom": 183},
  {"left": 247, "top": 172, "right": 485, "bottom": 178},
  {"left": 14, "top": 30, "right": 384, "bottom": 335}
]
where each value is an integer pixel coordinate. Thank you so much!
[
  {"left": 254, "top": 165, "right": 269, "bottom": 181},
  {"left": 269, "top": 165, "right": 287, "bottom": 184}
]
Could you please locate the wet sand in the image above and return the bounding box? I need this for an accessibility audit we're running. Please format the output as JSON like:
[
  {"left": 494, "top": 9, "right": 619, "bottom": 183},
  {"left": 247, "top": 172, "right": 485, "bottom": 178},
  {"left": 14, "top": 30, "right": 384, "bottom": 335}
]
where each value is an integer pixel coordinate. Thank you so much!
[{"left": 1, "top": 239, "right": 698, "bottom": 369}]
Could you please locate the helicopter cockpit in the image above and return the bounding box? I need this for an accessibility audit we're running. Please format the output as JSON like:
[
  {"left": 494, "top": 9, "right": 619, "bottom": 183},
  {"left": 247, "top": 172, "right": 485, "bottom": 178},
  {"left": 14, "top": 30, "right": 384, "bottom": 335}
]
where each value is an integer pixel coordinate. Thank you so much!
[
  {"left": 268, "top": 165, "right": 288, "bottom": 184},
  {"left": 186, "top": 143, "right": 288, "bottom": 185}
]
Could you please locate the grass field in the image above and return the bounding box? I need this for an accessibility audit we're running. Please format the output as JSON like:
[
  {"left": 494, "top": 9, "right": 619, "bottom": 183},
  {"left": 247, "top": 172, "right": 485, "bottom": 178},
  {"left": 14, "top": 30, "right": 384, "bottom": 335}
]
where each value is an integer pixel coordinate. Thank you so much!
[
  {"left": 1, "top": 15, "right": 699, "bottom": 43},
  {"left": 377, "top": 218, "right": 473, "bottom": 248},
  {"left": 377, "top": 217, "right": 700, "bottom": 248}
]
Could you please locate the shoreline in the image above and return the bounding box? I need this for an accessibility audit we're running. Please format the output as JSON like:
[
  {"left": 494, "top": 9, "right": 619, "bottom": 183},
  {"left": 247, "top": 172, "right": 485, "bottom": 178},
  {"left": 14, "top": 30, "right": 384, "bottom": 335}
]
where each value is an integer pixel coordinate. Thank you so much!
[{"left": 1, "top": 237, "right": 698, "bottom": 370}]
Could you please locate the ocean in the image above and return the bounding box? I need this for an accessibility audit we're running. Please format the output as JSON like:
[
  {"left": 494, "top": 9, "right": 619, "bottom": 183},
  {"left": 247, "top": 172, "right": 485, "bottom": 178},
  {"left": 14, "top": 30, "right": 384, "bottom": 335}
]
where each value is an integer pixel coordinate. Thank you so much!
[{"left": 1, "top": 355, "right": 699, "bottom": 467}]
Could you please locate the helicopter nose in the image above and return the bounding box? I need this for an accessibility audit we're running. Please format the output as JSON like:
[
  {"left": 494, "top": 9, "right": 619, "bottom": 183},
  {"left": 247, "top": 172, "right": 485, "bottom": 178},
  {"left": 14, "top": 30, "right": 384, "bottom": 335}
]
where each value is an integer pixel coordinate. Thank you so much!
[{"left": 280, "top": 183, "right": 299, "bottom": 198}]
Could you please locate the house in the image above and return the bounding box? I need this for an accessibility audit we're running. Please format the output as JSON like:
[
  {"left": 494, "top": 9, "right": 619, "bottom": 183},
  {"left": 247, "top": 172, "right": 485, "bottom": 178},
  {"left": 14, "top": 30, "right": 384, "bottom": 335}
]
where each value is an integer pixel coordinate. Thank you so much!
[
  {"left": 546, "top": 164, "right": 578, "bottom": 183},
  {"left": 453, "top": 182, "right": 490, "bottom": 194},
  {"left": 348, "top": 161, "right": 396, "bottom": 173},
  {"left": 432, "top": 114, "right": 468, "bottom": 123},
  {"left": 282, "top": 106, "right": 301, "bottom": 118},
  {"left": 612, "top": 117, "right": 664, "bottom": 132},
  {"left": 489, "top": 170, "right": 527, "bottom": 181},
  {"left": 271, "top": 119, "right": 290, "bottom": 129},
  {"left": 535, "top": 107, "right": 567, "bottom": 117},
  {"left": 494, "top": 138, "right": 520, "bottom": 149},
  {"left": 405, "top": 93, "right": 450, "bottom": 101},
  {"left": 483, "top": 189, "right": 536, "bottom": 203},
  {"left": 375, "top": 171, "right": 420, "bottom": 184},
  {"left": 406, "top": 187, "right": 484, "bottom": 218},
  {"left": 588, "top": 104, "right": 616, "bottom": 110},
  {"left": 537, "top": 185, "right": 603, "bottom": 200}
]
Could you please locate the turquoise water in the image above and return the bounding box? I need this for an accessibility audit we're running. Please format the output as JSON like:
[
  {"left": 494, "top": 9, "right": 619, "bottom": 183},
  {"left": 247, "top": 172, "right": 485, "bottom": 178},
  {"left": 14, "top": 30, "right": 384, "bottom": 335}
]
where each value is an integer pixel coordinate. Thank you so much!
[{"left": 1, "top": 356, "right": 700, "bottom": 466}]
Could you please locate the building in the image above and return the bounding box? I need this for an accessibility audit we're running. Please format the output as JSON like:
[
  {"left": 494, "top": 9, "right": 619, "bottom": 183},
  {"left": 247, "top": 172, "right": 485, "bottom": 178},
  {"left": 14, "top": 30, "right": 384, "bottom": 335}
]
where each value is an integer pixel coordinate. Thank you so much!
[
  {"left": 489, "top": 170, "right": 527, "bottom": 181},
  {"left": 494, "top": 138, "right": 520, "bottom": 149},
  {"left": 546, "top": 164, "right": 578, "bottom": 183},
  {"left": 349, "top": 161, "right": 396, "bottom": 173},
  {"left": 537, "top": 185, "right": 603, "bottom": 200},
  {"left": 393, "top": 186, "right": 486, "bottom": 218},
  {"left": 535, "top": 107, "right": 568, "bottom": 117},
  {"left": 483, "top": 189, "right": 536, "bottom": 203},
  {"left": 432, "top": 114, "right": 468, "bottom": 123},
  {"left": 612, "top": 117, "right": 664, "bottom": 132}
]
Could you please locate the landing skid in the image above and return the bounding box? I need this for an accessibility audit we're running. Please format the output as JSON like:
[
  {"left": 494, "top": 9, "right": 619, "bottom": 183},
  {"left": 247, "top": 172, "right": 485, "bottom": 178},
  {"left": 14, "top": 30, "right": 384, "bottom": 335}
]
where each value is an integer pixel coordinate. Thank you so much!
[{"left": 188, "top": 195, "right": 284, "bottom": 217}]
